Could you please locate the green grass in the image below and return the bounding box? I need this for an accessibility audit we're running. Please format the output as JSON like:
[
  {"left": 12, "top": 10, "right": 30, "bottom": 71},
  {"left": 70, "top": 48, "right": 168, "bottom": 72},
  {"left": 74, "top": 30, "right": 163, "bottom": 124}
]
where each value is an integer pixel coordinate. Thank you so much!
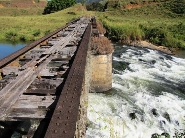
[
  {"left": 0, "top": 8, "right": 44, "bottom": 16},
  {"left": 96, "top": 1, "right": 185, "bottom": 49},
  {"left": 0, "top": 1, "right": 185, "bottom": 49},
  {"left": 0, "top": 4, "right": 93, "bottom": 42}
]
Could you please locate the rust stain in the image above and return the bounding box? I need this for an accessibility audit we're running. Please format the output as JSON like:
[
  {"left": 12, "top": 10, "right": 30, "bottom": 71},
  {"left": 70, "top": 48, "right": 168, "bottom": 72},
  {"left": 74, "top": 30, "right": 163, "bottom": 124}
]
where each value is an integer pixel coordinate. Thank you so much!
[
  {"left": 125, "top": 2, "right": 158, "bottom": 9},
  {"left": 125, "top": 4, "right": 141, "bottom": 9}
]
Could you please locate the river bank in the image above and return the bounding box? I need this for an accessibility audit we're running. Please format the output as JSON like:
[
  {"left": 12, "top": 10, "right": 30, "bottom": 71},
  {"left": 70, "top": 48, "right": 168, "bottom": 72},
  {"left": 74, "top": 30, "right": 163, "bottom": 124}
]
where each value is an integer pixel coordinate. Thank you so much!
[{"left": 128, "top": 41, "right": 175, "bottom": 55}]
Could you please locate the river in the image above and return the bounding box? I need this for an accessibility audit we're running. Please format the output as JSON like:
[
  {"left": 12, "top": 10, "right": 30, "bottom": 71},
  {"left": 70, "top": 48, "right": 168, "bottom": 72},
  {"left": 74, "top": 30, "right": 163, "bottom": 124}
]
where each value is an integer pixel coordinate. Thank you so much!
[
  {"left": 0, "top": 42, "right": 27, "bottom": 59},
  {"left": 87, "top": 44, "right": 185, "bottom": 138}
]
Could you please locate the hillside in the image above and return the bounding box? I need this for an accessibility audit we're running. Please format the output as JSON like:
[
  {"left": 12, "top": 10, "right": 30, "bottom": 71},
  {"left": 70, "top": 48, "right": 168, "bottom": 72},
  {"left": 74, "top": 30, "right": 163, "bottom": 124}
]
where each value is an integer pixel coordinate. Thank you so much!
[
  {"left": 0, "top": 0, "right": 184, "bottom": 50},
  {"left": 0, "top": 0, "right": 47, "bottom": 8},
  {"left": 95, "top": 0, "right": 185, "bottom": 49},
  {"left": 0, "top": 4, "right": 93, "bottom": 42},
  {"left": 76, "top": 0, "right": 102, "bottom": 4}
]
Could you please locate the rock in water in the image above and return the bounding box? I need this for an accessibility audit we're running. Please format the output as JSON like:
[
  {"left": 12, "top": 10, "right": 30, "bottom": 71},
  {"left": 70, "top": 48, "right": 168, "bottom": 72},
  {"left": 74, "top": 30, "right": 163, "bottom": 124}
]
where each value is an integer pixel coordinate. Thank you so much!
[
  {"left": 163, "top": 112, "right": 171, "bottom": 122},
  {"left": 129, "top": 113, "right": 137, "bottom": 120},
  {"left": 151, "top": 133, "right": 160, "bottom": 138},
  {"left": 151, "top": 108, "right": 158, "bottom": 116},
  {"left": 161, "top": 133, "right": 170, "bottom": 138}
]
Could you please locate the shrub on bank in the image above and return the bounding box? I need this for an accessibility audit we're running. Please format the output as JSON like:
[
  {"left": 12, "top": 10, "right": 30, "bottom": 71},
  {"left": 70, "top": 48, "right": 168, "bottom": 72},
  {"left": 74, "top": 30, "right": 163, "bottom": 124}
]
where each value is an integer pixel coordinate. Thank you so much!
[
  {"left": 101, "top": 18, "right": 144, "bottom": 43},
  {"left": 5, "top": 30, "right": 17, "bottom": 41},
  {"left": 100, "top": 16, "right": 185, "bottom": 49},
  {"left": 141, "top": 24, "right": 185, "bottom": 49},
  {"left": 91, "top": 36, "right": 114, "bottom": 55},
  {"left": 97, "top": 21, "right": 106, "bottom": 35},
  {"left": 43, "top": 0, "right": 76, "bottom": 14}
]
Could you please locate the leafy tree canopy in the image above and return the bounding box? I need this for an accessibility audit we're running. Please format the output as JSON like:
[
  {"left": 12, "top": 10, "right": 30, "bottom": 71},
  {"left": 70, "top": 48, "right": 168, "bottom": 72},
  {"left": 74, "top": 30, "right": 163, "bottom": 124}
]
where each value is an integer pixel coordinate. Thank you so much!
[
  {"left": 86, "top": 2, "right": 105, "bottom": 11},
  {"left": 170, "top": 0, "right": 185, "bottom": 14},
  {"left": 43, "top": 0, "right": 76, "bottom": 14}
]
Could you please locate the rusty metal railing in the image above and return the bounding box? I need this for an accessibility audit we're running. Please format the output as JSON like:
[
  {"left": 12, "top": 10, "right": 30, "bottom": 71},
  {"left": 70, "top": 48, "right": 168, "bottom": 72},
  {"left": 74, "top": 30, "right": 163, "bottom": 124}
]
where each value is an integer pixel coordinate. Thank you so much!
[
  {"left": 0, "top": 18, "right": 80, "bottom": 68},
  {"left": 44, "top": 23, "right": 91, "bottom": 138}
]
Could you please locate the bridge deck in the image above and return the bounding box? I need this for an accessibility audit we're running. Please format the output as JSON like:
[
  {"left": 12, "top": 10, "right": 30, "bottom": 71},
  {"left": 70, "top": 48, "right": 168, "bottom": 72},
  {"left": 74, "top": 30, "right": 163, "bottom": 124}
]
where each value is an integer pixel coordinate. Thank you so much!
[{"left": 0, "top": 17, "right": 92, "bottom": 137}]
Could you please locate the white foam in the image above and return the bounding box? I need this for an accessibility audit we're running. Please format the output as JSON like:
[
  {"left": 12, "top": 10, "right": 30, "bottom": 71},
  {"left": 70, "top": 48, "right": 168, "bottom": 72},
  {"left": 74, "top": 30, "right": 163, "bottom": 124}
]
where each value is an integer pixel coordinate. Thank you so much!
[{"left": 87, "top": 46, "right": 185, "bottom": 138}]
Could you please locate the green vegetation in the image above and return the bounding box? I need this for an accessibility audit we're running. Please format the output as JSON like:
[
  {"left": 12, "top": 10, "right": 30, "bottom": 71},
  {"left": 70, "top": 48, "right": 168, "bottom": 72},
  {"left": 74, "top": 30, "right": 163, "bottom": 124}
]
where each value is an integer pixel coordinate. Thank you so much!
[
  {"left": 86, "top": 2, "right": 105, "bottom": 11},
  {"left": 43, "top": 0, "right": 76, "bottom": 14},
  {"left": 0, "top": 4, "right": 93, "bottom": 42},
  {"left": 152, "top": 131, "right": 185, "bottom": 138},
  {"left": 0, "top": 0, "right": 185, "bottom": 50},
  {"left": 96, "top": 0, "right": 185, "bottom": 49},
  {"left": 0, "top": 8, "right": 44, "bottom": 16}
]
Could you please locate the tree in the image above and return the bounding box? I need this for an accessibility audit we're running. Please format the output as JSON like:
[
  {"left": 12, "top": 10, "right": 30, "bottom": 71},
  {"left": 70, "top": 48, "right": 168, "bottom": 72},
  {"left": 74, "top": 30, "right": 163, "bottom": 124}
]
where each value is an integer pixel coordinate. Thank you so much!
[
  {"left": 170, "top": 0, "right": 185, "bottom": 14},
  {"left": 43, "top": 0, "right": 76, "bottom": 14},
  {"left": 81, "top": 0, "right": 86, "bottom": 6},
  {"left": 86, "top": 2, "right": 104, "bottom": 12}
]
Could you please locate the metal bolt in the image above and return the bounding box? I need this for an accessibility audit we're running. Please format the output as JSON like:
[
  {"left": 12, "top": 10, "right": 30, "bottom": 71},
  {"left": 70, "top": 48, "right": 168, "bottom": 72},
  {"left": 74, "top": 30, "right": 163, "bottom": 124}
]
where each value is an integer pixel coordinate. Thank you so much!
[{"left": 63, "top": 130, "right": 67, "bottom": 134}]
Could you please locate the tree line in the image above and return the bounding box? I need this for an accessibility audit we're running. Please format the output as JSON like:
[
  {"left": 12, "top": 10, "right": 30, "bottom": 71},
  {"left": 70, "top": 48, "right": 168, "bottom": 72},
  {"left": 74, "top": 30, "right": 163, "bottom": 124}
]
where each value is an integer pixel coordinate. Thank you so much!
[{"left": 43, "top": 0, "right": 76, "bottom": 14}]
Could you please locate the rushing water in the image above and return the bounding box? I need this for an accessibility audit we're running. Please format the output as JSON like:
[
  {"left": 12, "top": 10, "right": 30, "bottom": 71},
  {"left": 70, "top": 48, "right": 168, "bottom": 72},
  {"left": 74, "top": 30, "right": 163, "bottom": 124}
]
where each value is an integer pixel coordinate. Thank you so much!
[
  {"left": 87, "top": 45, "right": 185, "bottom": 138},
  {"left": 0, "top": 42, "right": 26, "bottom": 59}
]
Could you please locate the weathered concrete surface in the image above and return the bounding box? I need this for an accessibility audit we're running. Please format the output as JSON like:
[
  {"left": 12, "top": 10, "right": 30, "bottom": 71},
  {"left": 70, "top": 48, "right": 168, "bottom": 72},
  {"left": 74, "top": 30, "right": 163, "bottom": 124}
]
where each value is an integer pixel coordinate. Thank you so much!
[
  {"left": 75, "top": 51, "right": 113, "bottom": 137},
  {"left": 75, "top": 44, "right": 91, "bottom": 138},
  {"left": 90, "top": 53, "right": 112, "bottom": 92}
]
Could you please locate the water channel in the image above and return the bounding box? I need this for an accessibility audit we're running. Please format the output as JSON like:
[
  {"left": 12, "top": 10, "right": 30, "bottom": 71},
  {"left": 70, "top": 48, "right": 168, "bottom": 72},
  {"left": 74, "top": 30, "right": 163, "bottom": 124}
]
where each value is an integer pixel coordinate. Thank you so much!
[
  {"left": 87, "top": 44, "right": 185, "bottom": 138},
  {"left": 0, "top": 42, "right": 27, "bottom": 59}
]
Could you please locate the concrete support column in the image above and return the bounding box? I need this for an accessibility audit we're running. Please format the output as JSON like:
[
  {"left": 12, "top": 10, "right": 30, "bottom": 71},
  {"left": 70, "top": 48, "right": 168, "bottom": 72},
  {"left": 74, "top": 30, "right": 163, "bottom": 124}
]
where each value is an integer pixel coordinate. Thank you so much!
[{"left": 90, "top": 53, "right": 112, "bottom": 92}]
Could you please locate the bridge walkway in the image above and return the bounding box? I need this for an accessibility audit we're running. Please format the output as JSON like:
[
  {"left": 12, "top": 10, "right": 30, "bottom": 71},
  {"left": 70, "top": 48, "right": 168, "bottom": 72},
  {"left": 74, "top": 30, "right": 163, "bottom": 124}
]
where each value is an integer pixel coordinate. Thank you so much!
[{"left": 0, "top": 17, "right": 92, "bottom": 137}]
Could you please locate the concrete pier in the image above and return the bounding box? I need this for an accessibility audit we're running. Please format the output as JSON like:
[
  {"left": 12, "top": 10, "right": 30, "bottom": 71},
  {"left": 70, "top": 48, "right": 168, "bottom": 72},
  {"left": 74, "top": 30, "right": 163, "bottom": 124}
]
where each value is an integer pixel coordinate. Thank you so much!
[{"left": 90, "top": 53, "right": 112, "bottom": 92}]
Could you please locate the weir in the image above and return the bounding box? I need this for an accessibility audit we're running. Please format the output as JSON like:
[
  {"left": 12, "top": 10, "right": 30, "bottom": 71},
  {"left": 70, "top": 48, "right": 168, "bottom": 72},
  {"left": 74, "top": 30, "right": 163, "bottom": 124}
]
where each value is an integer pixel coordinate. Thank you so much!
[{"left": 0, "top": 17, "right": 113, "bottom": 137}]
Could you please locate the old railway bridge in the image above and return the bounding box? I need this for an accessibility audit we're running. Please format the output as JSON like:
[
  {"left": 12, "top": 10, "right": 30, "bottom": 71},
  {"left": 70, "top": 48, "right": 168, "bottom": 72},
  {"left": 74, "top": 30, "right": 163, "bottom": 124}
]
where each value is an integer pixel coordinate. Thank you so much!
[{"left": 0, "top": 17, "right": 112, "bottom": 138}]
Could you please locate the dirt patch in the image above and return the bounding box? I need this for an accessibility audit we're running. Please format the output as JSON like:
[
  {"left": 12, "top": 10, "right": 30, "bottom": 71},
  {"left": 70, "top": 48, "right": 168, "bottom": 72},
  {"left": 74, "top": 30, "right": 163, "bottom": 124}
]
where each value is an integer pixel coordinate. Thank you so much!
[
  {"left": 125, "top": 4, "right": 141, "bottom": 9},
  {"left": 0, "top": 0, "right": 47, "bottom": 8},
  {"left": 125, "top": 2, "right": 158, "bottom": 9},
  {"left": 0, "top": 4, "right": 4, "bottom": 8}
]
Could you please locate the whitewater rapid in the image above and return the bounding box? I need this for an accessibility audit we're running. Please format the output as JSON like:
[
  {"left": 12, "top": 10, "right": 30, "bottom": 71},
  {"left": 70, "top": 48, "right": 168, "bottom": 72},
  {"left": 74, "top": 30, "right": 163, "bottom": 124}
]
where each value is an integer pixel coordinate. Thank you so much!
[{"left": 86, "top": 45, "right": 185, "bottom": 138}]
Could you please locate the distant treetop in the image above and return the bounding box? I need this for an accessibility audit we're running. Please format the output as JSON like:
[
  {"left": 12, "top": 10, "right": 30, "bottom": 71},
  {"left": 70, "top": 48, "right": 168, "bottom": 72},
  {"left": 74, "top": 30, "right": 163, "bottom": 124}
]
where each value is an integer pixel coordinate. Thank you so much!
[{"left": 43, "top": 0, "right": 76, "bottom": 14}]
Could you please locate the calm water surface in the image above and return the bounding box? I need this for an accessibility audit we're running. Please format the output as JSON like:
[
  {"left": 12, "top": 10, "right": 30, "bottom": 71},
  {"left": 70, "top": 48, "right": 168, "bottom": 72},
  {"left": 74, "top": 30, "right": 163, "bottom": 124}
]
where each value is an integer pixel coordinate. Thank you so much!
[{"left": 0, "top": 42, "right": 27, "bottom": 59}]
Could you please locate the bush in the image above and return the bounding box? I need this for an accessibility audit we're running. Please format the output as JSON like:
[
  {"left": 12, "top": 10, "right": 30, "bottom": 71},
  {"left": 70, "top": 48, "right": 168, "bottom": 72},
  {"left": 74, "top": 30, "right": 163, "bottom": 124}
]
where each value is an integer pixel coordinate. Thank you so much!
[
  {"left": 19, "top": 35, "right": 26, "bottom": 42},
  {"left": 67, "top": 12, "right": 76, "bottom": 15},
  {"left": 97, "top": 21, "right": 106, "bottom": 35},
  {"left": 33, "top": 29, "right": 41, "bottom": 36},
  {"left": 145, "top": 27, "right": 165, "bottom": 45},
  {"left": 86, "top": 2, "right": 104, "bottom": 12},
  {"left": 43, "top": 0, "right": 76, "bottom": 14},
  {"left": 5, "top": 30, "right": 17, "bottom": 41},
  {"left": 44, "top": 30, "right": 51, "bottom": 35},
  {"left": 101, "top": 19, "right": 144, "bottom": 42},
  {"left": 91, "top": 36, "right": 114, "bottom": 55}
]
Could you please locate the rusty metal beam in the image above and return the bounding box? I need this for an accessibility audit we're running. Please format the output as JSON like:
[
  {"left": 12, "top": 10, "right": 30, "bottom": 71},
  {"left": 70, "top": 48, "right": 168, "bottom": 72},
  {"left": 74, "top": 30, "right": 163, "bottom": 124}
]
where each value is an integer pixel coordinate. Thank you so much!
[{"left": 44, "top": 23, "right": 91, "bottom": 138}]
